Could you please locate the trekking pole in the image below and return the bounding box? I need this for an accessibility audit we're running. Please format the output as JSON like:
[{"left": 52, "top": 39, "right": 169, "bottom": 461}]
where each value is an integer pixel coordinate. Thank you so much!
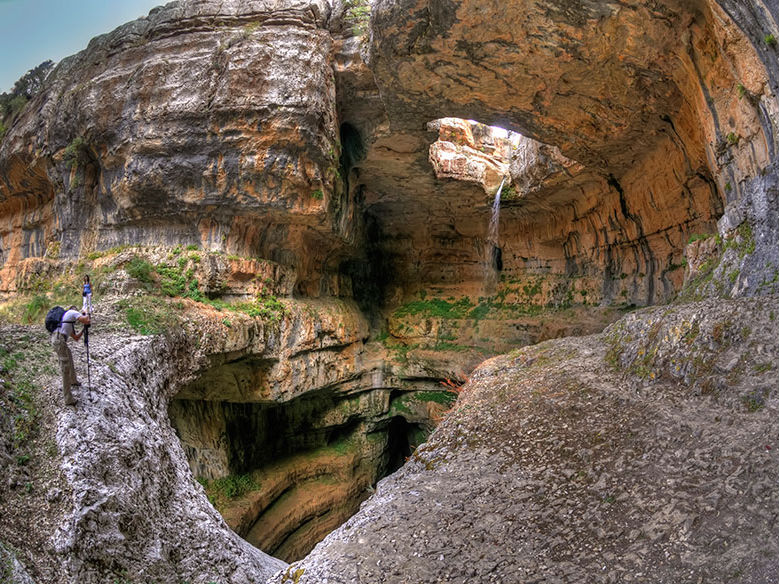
[{"left": 83, "top": 323, "right": 91, "bottom": 391}]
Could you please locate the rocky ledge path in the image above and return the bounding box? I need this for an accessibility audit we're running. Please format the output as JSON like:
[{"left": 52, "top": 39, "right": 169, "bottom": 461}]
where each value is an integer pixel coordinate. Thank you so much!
[
  {"left": 271, "top": 296, "right": 779, "bottom": 584},
  {"left": 0, "top": 299, "right": 287, "bottom": 584}
]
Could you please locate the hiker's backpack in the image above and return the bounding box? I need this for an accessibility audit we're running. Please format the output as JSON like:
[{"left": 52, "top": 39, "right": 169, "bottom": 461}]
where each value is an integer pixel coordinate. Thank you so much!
[{"left": 45, "top": 306, "right": 66, "bottom": 333}]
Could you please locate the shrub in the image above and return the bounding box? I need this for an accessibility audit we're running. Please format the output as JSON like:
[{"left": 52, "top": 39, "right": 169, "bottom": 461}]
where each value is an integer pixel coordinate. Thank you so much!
[
  {"left": 344, "top": 0, "right": 371, "bottom": 35},
  {"left": 126, "top": 257, "right": 154, "bottom": 283},
  {"left": 687, "top": 233, "right": 713, "bottom": 244},
  {"left": 63, "top": 136, "right": 87, "bottom": 168},
  {"left": 198, "top": 473, "right": 260, "bottom": 510},
  {"left": 118, "top": 296, "right": 182, "bottom": 335},
  {"left": 766, "top": 34, "right": 777, "bottom": 47},
  {"left": 22, "top": 294, "right": 49, "bottom": 324}
]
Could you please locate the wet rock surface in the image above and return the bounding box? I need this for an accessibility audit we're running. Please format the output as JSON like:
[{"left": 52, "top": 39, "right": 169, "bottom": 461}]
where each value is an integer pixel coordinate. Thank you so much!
[{"left": 271, "top": 297, "right": 779, "bottom": 584}]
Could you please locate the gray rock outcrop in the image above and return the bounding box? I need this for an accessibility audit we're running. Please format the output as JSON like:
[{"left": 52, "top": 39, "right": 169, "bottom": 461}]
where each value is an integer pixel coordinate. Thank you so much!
[{"left": 270, "top": 297, "right": 779, "bottom": 583}]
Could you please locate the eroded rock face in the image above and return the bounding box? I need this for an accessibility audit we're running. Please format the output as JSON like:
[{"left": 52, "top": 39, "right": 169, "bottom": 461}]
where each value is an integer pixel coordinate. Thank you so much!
[
  {"left": 0, "top": 0, "right": 354, "bottom": 296},
  {"left": 166, "top": 297, "right": 460, "bottom": 562},
  {"left": 427, "top": 117, "right": 512, "bottom": 194},
  {"left": 48, "top": 314, "right": 289, "bottom": 584},
  {"left": 2, "top": 0, "right": 779, "bottom": 580},
  {"left": 270, "top": 298, "right": 779, "bottom": 584},
  {"left": 356, "top": 0, "right": 777, "bottom": 305}
]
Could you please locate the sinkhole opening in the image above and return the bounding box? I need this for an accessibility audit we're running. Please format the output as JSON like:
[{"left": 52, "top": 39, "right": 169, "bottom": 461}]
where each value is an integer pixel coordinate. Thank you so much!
[
  {"left": 427, "top": 117, "right": 520, "bottom": 201},
  {"left": 169, "top": 367, "right": 449, "bottom": 563}
]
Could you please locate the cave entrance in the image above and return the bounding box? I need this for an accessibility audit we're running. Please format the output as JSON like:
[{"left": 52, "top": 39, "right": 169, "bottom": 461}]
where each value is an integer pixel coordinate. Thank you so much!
[
  {"left": 385, "top": 416, "right": 418, "bottom": 475},
  {"left": 169, "top": 369, "right": 452, "bottom": 563}
]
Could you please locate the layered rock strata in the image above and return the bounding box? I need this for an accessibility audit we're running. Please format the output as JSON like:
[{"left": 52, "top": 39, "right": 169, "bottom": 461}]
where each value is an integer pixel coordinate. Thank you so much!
[
  {"left": 357, "top": 0, "right": 777, "bottom": 304},
  {"left": 0, "top": 0, "right": 353, "bottom": 297},
  {"left": 3, "top": 0, "right": 777, "bottom": 310},
  {"left": 167, "top": 297, "right": 458, "bottom": 561},
  {"left": 272, "top": 297, "right": 779, "bottom": 584},
  {"left": 1, "top": 0, "right": 779, "bottom": 580}
]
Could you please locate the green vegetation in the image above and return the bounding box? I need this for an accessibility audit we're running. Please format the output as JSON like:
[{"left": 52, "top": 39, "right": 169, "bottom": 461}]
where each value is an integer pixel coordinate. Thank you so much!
[
  {"left": 344, "top": 0, "right": 371, "bottom": 35},
  {"left": 126, "top": 257, "right": 154, "bottom": 284},
  {"left": 328, "top": 437, "right": 354, "bottom": 456},
  {"left": 677, "top": 222, "right": 756, "bottom": 301},
  {"left": 765, "top": 34, "right": 777, "bottom": 47},
  {"left": 414, "top": 390, "right": 458, "bottom": 407},
  {"left": 281, "top": 566, "right": 306, "bottom": 584},
  {"left": 311, "top": 189, "right": 324, "bottom": 200},
  {"left": 0, "top": 276, "right": 83, "bottom": 325},
  {"left": 63, "top": 136, "right": 87, "bottom": 169},
  {"left": 86, "top": 244, "right": 137, "bottom": 260},
  {"left": 1, "top": 60, "right": 54, "bottom": 138},
  {"left": 737, "top": 83, "right": 747, "bottom": 100},
  {"left": 118, "top": 296, "right": 183, "bottom": 335},
  {"left": 743, "top": 391, "right": 767, "bottom": 412},
  {"left": 394, "top": 297, "right": 474, "bottom": 319},
  {"left": 687, "top": 233, "right": 713, "bottom": 244},
  {"left": 22, "top": 294, "right": 50, "bottom": 324},
  {"left": 726, "top": 132, "right": 739, "bottom": 146},
  {"left": 501, "top": 183, "right": 521, "bottom": 200},
  {"left": 667, "top": 258, "right": 687, "bottom": 272},
  {"left": 197, "top": 473, "right": 260, "bottom": 511},
  {"left": 0, "top": 341, "right": 55, "bottom": 475},
  {"left": 734, "top": 222, "right": 756, "bottom": 257},
  {"left": 467, "top": 301, "right": 492, "bottom": 320}
]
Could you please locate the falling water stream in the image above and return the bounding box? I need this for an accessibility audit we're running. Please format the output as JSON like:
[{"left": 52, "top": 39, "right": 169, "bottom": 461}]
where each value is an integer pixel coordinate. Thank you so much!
[
  {"left": 488, "top": 177, "right": 506, "bottom": 248},
  {"left": 483, "top": 177, "right": 506, "bottom": 293}
]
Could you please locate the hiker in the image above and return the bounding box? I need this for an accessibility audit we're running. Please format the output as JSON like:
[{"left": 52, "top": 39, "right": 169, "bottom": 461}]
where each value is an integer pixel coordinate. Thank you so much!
[
  {"left": 50, "top": 306, "right": 90, "bottom": 406},
  {"left": 82, "top": 274, "right": 93, "bottom": 314}
]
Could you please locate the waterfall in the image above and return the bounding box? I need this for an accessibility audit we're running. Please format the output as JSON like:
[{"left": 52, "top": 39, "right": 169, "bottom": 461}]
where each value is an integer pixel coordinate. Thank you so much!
[
  {"left": 482, "top": 177, "right": 506, "bottom": 294},
  {"left": 487, "top": 176, "right": 506, "bottom": 247}
]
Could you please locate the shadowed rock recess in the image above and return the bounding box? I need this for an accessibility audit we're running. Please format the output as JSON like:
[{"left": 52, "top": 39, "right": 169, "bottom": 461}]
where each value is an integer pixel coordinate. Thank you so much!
[{"left": 0, "top": 0, "right": 777, "bottom": 582}]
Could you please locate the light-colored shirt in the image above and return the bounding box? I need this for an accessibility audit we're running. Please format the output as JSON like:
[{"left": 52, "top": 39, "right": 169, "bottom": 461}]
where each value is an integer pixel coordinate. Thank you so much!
[{"left": 58, "top": 309, "right": 82, "bottom": 338}]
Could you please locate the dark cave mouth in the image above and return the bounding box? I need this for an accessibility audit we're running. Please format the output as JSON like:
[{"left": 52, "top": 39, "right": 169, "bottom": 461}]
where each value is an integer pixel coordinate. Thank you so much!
[{"left": 168, "top": 380, "right": 449, "bottom": 563}]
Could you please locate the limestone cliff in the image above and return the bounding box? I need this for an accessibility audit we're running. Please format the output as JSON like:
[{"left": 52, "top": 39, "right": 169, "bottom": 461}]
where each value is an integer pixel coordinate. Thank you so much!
[{"left": 0, "top": 0, "right": 778, "bottom": 582}]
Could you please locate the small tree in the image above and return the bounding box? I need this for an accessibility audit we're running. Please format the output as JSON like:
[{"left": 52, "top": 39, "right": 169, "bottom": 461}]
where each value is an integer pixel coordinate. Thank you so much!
[{"left": 0, "top": 60, "right": 55, "bottom": 136}]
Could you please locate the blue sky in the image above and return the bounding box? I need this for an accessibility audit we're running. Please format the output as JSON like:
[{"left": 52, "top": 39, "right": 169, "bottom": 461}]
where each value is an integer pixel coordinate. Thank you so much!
[{"left": 0, "top": 0, "right": 165, "bottom": 92}]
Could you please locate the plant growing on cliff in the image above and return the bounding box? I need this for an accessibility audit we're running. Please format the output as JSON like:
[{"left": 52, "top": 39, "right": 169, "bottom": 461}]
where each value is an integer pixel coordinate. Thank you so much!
[
  {"left": 126, "top": 257, "right": 154, "bottom": 285},
  {"left": 344, "top": 0, "right": 371, "bottom": 35},
  {"left": 765, "top": 34, "right": 777, "bottom": 47},
  {"left": 197, "top": 473, "right": 260, "bottom": 510},
  {"left": 118, "top": 296, "right": 182, "bottom": 335},
  {"left": 394, "top": 297, "right": 474, "bottom": 319},
  {"left": 63, "top": 136, "right": 87, "bottom": 168}
]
